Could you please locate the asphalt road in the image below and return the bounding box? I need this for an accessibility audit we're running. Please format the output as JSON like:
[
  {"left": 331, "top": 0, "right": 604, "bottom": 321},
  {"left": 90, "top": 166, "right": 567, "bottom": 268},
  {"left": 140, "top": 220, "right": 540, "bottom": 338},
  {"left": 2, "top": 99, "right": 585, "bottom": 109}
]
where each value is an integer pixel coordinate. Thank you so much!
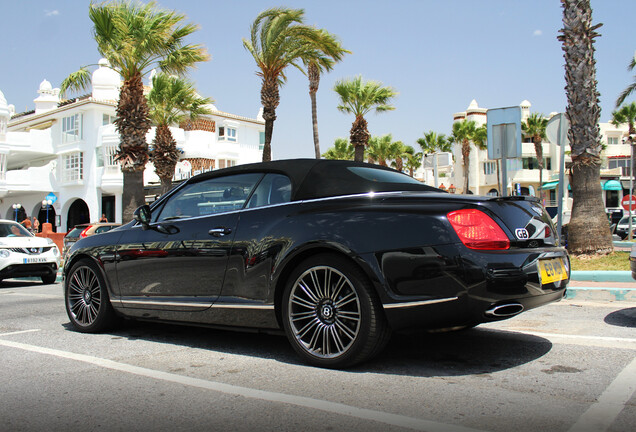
[{"left": 0, "top": 280, "right": 634, "bottom": 432}]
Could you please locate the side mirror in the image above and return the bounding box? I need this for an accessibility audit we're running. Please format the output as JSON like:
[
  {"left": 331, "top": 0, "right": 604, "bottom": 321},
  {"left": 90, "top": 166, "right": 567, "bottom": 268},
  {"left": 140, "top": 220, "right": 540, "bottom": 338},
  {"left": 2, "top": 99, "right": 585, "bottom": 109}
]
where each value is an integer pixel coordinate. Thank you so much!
[{"left": 133, "top": 205, "right": 151, "bottom": 229}]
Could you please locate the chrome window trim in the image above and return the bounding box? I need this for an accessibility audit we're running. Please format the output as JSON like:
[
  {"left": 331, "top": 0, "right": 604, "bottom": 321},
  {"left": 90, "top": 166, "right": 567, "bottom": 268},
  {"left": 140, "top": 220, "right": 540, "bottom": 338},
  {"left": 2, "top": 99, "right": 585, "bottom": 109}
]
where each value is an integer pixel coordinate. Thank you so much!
[
  {"left": 383, "top": 296, "right": 459, "bottom": 309},
  {"left": 134, "top": 191, "right": 410, "bottom": 226}
]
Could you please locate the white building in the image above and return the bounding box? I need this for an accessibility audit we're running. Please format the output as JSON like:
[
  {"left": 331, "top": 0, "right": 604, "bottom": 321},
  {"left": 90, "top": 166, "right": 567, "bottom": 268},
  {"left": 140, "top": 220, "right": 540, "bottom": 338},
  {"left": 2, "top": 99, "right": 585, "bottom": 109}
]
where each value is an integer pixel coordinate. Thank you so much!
[
  {"left": 448, "top": 99, "right": 632, "bottom": 219},
  {"left": 0, "top": 60, "right": 264, "bottom": 232}
]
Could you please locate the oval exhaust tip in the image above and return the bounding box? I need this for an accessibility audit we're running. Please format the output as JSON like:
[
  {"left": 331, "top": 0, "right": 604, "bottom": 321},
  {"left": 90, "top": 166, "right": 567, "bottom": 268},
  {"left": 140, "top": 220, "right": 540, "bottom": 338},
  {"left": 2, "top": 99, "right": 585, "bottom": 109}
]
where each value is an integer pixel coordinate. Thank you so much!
[{"left": 485, "top": 303, "right": 524, "bottom": 318}]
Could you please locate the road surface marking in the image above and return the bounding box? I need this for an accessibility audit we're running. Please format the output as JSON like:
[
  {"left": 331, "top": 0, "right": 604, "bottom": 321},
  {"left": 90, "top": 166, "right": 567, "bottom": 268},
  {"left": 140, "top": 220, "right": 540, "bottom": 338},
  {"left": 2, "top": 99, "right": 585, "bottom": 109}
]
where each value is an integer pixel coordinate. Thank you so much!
[
  {"left": 0, "top": 329, "right": 41, "bottom": 337},
  {"left": 568, "top": 357, "right": 636, "bottom": 432},
  {"left": 0, "top": 338, "right": 488, "bottom": 432},
  {"left": 489, "top": 329, "right": 636, "bottom": 350}
]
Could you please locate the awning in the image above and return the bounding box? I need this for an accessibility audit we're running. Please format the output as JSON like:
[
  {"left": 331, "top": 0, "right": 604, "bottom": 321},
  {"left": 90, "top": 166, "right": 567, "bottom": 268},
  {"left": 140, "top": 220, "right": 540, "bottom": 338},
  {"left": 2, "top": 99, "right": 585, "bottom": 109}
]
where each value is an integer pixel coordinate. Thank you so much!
[
  {"left": 540, "top": 181, "right": 559, "bottom": 190},
  {"left": 603, "top": 180, "right": 623, "bottom": 191}
]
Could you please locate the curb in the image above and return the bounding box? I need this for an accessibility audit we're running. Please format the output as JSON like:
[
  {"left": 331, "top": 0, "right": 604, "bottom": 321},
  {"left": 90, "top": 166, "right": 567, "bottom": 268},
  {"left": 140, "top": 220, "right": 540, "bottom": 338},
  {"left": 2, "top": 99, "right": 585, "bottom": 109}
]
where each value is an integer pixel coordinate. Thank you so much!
[
  {"left": 570, "top": 270, "right": 633, "bottom": 283},
  {"left": 565, "top": 286, "right": 635, "bottom": 302},
  {"left": 568, "top": 270, "right": 635, "bottom": 301}
]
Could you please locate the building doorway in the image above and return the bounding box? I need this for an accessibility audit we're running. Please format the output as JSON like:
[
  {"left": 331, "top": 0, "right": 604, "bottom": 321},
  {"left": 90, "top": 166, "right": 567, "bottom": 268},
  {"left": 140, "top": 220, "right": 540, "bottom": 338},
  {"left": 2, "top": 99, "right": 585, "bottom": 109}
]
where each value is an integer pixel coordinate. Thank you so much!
[
  {"left": 37, "top": 203, "right": 58, "bottom": 233},
  {"left": 67, "top": 199, "right": 90, "bottom": 232},
  {"left": 101, "top": 195, "right": 115, "bottom": 223}
]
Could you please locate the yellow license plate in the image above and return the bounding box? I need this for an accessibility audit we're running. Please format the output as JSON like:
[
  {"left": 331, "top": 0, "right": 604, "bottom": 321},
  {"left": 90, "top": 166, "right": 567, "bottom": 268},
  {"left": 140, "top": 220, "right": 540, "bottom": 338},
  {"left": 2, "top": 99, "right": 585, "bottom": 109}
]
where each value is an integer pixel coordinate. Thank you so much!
[{"left": 539, "top": 258, "right": 568, "bottom": 285}]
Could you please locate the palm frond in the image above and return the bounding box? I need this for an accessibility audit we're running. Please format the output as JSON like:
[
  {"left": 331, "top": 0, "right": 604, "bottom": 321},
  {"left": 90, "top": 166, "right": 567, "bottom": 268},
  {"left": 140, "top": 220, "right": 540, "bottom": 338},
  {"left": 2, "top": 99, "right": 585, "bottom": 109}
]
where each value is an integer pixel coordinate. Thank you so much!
[{"left": 59, "top": 68, "right": 92, "bottom": 97}]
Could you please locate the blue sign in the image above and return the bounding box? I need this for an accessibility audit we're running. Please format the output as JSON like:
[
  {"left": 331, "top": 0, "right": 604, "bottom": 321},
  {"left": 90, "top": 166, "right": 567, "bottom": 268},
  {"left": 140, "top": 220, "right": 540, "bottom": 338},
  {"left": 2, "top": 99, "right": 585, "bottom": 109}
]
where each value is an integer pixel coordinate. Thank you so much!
[{"left": 45, "top": 193, "right": 57, "bottom": 204}]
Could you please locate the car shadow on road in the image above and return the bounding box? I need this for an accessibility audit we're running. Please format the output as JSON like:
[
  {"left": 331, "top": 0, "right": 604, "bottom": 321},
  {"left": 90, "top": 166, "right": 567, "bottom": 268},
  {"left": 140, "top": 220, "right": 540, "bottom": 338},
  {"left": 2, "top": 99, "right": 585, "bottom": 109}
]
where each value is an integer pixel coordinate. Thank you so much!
[
  {"left": 85, "top": 320, "right": 552, "bottom": 377},
  {"left": 359, "top": 328, "right": 552, "bottom": 376},
  {"left": 604, "top": 307, "right": 636, "bottom": 328}
]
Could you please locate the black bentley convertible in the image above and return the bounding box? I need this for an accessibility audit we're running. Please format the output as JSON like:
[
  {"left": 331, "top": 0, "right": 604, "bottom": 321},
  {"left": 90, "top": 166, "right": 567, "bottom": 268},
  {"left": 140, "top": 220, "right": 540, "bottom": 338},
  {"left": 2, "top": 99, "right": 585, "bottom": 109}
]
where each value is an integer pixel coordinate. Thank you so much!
[{"left": 64, "top": 159, "right": 569, "bottom": 368}]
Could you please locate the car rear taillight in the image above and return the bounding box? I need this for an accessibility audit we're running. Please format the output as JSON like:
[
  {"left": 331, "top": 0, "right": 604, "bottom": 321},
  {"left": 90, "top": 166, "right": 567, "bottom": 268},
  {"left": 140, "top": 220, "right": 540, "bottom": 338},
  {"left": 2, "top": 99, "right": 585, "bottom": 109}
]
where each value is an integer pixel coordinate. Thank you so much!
[
  {"left": 447, "top": 209, "right": 510, "bottom": 250},
  {"left": 80, "top": 226, "right": 92, "bottom": 238}
]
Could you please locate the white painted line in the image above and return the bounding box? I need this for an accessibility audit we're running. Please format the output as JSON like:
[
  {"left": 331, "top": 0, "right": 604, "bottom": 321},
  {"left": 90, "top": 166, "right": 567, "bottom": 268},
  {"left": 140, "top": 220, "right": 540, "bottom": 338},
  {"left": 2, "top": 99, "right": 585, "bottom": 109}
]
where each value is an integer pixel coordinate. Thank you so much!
[
  {"left": 0, "top": 329, "right": 41, "bottom": 337},
  {"left": 568, "top": 357, "right": 636, "bottom": 432},
  {"left": 2, "top": 292, "right": 62, "bottom": 299},
  {"left": 489, "top": 329, "right": 636, "bottom": 350},
  {"left": 0, "top": 338, "right": 489, "bottom": 432}
]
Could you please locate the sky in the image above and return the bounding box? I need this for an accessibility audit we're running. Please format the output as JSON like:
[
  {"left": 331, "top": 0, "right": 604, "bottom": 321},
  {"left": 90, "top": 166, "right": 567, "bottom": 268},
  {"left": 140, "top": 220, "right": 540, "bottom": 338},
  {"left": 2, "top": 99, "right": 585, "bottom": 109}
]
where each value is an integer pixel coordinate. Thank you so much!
[{"left": 1, "top": 0, "right": 635, "bottom": 160}]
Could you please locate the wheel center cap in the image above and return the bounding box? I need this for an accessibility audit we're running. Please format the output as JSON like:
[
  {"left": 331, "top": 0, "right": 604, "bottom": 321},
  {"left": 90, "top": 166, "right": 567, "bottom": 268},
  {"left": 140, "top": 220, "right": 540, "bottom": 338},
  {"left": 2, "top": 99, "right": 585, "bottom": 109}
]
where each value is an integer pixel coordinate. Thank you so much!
[
  {"left": 84, "top": 290, "right": 92, "bottom": 303},
  {"left": 321, "top": 304, "right": 333, "bottom": 319}
]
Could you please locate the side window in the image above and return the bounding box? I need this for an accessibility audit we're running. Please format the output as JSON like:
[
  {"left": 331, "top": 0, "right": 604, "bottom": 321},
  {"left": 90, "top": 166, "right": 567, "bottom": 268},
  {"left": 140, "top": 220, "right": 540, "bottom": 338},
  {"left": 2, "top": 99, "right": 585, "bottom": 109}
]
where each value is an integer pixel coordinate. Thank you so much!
[
  {"left": 155, "top": 173, "right": 263, "bottom": 221},
  {"left": 246, "top": 174, "right": 292, "bottom": 208}
]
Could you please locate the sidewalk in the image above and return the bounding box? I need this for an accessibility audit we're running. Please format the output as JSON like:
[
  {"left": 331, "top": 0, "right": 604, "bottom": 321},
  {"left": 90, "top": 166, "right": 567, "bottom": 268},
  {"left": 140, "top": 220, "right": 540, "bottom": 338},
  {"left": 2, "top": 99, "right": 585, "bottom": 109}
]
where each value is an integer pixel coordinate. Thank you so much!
[{"left": 567, "top": 271, "right": 636, "bottom": 301}]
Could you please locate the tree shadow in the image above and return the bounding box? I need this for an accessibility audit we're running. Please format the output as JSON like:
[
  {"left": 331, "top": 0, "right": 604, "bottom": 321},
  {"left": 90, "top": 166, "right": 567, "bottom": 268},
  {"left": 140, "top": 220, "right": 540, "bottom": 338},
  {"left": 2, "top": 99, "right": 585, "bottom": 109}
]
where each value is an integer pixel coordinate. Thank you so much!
[
  {"left": 63, "top": 319, "right": 552, "bottom": 377},
  {"left": 604, "top": 307, "right": 636, "bottom": 328}
]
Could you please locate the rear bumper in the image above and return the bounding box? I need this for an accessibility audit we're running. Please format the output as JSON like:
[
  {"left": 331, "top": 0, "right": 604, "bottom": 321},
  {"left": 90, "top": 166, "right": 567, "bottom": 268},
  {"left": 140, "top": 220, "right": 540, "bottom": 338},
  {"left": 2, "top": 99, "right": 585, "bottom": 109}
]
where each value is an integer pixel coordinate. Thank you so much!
[{"left": 377, "top": 244, "right": 569, "bottom": 331}]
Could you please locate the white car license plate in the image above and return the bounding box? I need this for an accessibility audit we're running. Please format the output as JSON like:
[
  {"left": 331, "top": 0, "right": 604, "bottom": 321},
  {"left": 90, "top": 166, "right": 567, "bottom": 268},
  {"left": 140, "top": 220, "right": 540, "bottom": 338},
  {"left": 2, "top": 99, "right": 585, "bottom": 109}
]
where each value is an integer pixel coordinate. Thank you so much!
[{"left": 24, "top": 257, "right": 47, "bottom": 264}]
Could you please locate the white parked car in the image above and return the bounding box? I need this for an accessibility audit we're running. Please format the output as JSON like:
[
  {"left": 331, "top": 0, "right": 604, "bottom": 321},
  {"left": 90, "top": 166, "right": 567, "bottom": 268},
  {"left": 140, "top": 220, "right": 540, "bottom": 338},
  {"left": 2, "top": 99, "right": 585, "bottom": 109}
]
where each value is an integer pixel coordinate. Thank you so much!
[{"left": 0, "top": 219, "right": 60, "bottom": 284}]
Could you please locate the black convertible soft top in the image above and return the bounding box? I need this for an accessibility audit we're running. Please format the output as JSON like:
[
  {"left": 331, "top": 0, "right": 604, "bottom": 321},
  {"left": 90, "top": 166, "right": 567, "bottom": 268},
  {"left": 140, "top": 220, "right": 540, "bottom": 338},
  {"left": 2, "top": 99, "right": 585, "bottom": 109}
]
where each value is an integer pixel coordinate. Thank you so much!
[{"left": 187, "top": 159, "right": 441, "bottom": 201}]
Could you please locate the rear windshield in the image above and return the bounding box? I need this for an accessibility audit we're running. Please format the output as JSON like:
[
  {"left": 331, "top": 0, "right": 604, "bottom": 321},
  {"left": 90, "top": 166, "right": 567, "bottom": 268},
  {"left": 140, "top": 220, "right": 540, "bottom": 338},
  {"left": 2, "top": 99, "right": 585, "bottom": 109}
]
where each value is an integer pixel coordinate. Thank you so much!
[
  {"left": 296, "top": 163, "right": 439, "bottom": 200},
  {"left": 618, "top": 216, "right": 636, "bottom": 224},
  {"left": 347, "top": 167, "right": 424, "bottom": 184}
]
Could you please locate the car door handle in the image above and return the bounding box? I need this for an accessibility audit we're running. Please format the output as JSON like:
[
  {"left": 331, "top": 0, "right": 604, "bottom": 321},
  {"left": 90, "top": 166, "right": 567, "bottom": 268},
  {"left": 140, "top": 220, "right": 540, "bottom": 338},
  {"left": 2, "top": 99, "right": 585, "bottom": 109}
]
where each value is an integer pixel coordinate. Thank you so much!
[{"left": 209, "top": 227, "right": 232, "bottom": 237}]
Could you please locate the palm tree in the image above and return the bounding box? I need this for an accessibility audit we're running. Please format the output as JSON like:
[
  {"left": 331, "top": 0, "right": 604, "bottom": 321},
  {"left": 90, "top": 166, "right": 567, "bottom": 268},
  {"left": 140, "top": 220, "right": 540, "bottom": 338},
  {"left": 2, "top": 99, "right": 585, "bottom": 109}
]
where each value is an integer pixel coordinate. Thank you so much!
[
  {"left": 333, "top": 76, "right": 397, "bottom": 162},
  {"left": 612, "top": 103, "right": 636, "bottom": 226},
  {"left": 322, "top": 138, "right": 355, "bottom": 160},
  {"left": 616, "top": 54, "right": 636, "bottom": 108},
  {"left": 449, "top": 120, "right": 479, "bottom": 193},
  {"left": 417, "top": 131, "right": 451, "bottom": 187},
  {"left": 147, "top": 73, "right": 212, "bottom": 195},
  {"left": 522, "top": 113, "right": 548, "bottom": 201},
  {"left": 611, "top": 102, "right": 636, "bottom": 137},
  {"left": 366, "top": 134, "right": 398, "bottom": 166},
  {"left": 61, "top": 2, "right": 208, "bottom": 222},
  {"left": 390, "top": 142, "right": 413, "bottom": 173},
  {"left": 302, "top": 31, "right": 350, "bottom": 159},
  {"left": 557, "top": 0, "right": 612, "bottom": 254},
  {"left": 243, "top": 8, "right": 334, "bottom": 162},
  {"left": 404, "top": 150, "right": 423, "bottom": 177}
]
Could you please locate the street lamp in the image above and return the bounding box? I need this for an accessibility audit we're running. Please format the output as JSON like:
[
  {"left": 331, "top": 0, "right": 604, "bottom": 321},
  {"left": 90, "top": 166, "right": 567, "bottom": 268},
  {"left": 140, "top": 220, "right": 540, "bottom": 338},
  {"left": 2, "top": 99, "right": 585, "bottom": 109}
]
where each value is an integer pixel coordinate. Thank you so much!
[
  {"left": 439, "top": 183, "right": 446, "bottom": 191},
  {"left": 12, "top": 204, "right": 21, "bottom": 222},
  {"left": 42, "top": 199, "right": 52, "bottom": 223},
  {"left": 449, "top": 184, "right": 456, "bottom": 194}
]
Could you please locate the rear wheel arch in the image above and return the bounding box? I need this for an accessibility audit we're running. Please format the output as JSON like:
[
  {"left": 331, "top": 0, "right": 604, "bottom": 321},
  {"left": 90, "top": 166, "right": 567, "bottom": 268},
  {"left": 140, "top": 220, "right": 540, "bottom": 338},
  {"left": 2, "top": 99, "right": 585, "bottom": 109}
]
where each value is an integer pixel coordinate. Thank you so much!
[{"left": 273, "top": 246, "right": 385, "bottom": 328}]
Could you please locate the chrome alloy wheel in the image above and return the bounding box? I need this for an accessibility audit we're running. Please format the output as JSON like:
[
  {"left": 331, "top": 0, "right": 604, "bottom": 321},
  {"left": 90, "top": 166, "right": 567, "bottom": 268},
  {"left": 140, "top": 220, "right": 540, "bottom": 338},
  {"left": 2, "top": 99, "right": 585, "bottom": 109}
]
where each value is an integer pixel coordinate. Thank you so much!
[
  {"left": 288, "top": 266, "right": 361, "bottom": 359},
  {"left": 67, "top": 266, "right": 102, "bottom": 326}
]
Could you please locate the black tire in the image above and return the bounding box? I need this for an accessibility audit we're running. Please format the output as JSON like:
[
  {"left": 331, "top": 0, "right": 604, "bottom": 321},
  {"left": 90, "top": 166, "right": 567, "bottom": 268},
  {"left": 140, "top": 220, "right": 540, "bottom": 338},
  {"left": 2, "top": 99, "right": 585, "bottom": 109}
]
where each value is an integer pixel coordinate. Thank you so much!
[
  {"left": 65, "top": 258, "right": 117, "bottom": 333},
  {"left": 41, "top": 272, "right": 57, "bottom": 285},
  {"left": 282, "top": 254, "right": 391, "bottom": 368}
]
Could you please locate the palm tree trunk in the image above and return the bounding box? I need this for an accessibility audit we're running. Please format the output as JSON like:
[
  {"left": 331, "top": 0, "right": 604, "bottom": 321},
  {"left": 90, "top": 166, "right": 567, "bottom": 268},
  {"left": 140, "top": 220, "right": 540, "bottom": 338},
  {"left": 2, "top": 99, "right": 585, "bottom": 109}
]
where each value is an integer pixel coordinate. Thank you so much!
[
  {"left": 462, "top": 140, "right": 470, "bottom": 193},
  {"left": 114, "top": 71, "right": 150, "bottom": 223},
  {"left": 350, "top": 115, "right": 370, "bottom": 163},
  {"left": 309, "top": 62, "right": 321, "bottom": 159},
  {"left": 151, "top": 124, "right": 180, "bottom": 196},
  {"left": 122, "top": 171, "right": 145, "bottom": 223},
  {"left": 260, "top": 76, "right": 280, "bottom": 162},
  {"left": 534, "top": 137, "right": 544, "bottom": 202},
  {"left": 559, "top": 0, "right": 612, "bottom": 254}
]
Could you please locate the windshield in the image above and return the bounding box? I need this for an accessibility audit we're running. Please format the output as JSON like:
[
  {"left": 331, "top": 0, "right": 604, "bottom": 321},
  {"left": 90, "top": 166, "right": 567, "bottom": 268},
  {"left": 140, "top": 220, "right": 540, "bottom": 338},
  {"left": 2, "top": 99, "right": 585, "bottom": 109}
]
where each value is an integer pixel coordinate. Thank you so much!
[
  {"left": 0, "top": 222, "right": 34, "bottom": 237},
  {"left": 618, "top": 216, "right": 636, "bottom": 225}
]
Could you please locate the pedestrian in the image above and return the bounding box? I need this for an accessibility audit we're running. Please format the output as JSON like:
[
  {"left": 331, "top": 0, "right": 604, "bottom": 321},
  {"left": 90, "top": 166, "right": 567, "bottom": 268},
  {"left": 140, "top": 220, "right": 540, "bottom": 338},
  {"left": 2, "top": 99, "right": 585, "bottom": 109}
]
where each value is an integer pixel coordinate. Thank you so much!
[
  {"left": 99, "top": 213, "right": 108, "bottom": 222},
  {"left": 21, "top": 216, "right": 32, "bottom": 232},
  {"left": 32, "top": 217, "right": 40, "bottom": 233}
]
